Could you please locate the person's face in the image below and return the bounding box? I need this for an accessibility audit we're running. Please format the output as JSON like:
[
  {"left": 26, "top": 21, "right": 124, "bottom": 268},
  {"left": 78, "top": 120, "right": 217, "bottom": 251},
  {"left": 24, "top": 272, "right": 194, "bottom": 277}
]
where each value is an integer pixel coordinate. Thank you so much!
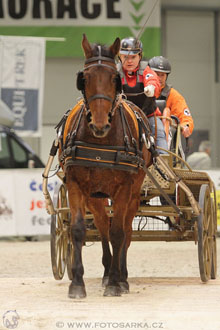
[
  {"left": 155, "top": 71, "right": 167, "bottom": 88},
  {"left": 120, "top": 53, "right": 141, "bottom": 72}
]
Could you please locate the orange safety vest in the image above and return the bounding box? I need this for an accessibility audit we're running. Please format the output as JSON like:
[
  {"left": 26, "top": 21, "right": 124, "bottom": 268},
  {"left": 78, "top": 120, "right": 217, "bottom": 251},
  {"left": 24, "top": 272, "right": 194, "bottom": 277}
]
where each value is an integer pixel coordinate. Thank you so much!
[{"left": 159, "top": 84, "right": 194, "bottom": 135}]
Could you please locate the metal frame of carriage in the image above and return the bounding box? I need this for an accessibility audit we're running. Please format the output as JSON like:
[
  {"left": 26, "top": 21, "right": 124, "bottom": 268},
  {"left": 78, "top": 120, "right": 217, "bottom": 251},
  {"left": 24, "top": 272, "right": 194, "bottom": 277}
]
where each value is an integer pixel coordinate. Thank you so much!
[{"left": 42, "top": 114, "right": 217, "bottom": 284}]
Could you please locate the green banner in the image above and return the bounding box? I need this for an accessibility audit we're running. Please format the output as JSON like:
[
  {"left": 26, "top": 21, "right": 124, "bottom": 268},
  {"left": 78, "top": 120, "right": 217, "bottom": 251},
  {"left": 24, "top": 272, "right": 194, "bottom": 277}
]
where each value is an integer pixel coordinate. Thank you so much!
[
  {"left": 0, "top": 0, "right": 161, "bottom": 58},
  {"left": 0, "top": 26, "right": 160, "bottom": 58}
]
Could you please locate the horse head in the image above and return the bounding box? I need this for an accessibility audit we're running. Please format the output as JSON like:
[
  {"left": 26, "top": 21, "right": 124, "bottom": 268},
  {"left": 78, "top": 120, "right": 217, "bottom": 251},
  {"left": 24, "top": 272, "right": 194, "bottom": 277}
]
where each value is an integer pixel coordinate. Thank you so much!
[{"left": 78, "top": 34, "right": 121, "bottom": 138}]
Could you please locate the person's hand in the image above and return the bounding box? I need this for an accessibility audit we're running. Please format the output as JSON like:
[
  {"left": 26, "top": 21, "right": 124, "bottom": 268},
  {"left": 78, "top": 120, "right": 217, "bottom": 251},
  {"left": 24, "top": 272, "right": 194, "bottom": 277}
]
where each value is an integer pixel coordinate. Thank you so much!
[
  {"left": 144, "top": 85, "right": 155, "bottom": 97},
  {"left": 181, "top": 125, "right": 191, "bottom": 138}
]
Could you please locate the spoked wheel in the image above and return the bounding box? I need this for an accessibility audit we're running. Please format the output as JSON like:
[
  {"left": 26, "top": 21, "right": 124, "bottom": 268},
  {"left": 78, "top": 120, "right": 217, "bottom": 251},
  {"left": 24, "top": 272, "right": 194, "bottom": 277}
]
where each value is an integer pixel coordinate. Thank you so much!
[
  {"left": 197, "top": 184, "right": 216, "bottom": 282},
  {"left": 51, "top": 182, "right": 71, "bottom": 280},
  {"left": 211, "top": 191, "right": 217, "bottom": 279}
]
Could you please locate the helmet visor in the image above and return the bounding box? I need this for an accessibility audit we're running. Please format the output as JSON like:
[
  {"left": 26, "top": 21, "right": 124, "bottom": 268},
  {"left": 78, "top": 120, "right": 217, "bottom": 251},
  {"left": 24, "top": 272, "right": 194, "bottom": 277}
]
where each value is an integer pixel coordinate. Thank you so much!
[{"left": 119, "top": 48, "right": 141, "bottom": 55}]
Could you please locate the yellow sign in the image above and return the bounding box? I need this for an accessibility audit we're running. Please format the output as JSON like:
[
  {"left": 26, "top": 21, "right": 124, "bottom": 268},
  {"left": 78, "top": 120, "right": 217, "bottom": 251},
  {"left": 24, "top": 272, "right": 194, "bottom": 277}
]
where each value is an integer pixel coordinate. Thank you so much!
[{"left": 216, "top": 190, "right": 220, "bottom": 228}]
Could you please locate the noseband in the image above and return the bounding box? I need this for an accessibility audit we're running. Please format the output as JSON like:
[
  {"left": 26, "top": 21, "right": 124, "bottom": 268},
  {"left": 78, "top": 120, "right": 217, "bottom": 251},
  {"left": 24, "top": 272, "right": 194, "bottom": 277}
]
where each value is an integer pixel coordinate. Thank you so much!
[{"left": 77, "top": 46, "right": 121, "bottom": 121}]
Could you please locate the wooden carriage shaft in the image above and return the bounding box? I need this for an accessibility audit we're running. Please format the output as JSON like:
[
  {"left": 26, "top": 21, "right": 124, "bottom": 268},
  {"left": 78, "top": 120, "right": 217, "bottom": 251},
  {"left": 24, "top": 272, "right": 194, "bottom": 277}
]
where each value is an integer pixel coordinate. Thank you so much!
[{"left": 156, "top": 156, "right": 201, "bottom": 216}]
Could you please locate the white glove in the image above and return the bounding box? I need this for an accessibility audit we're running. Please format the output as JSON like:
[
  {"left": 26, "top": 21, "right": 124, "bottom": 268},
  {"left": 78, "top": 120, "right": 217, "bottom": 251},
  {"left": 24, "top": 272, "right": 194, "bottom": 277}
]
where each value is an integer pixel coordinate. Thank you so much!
[{"left": 144, "top": 85, "right": 155, "bottom": 97}]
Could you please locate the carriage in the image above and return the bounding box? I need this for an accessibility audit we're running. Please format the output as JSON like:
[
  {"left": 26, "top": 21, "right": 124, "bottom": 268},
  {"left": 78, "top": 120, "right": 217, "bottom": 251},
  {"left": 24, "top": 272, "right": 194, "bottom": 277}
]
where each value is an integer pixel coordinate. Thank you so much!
[{"left": 42, "top": 35, "right": 217, "bottom": 297}]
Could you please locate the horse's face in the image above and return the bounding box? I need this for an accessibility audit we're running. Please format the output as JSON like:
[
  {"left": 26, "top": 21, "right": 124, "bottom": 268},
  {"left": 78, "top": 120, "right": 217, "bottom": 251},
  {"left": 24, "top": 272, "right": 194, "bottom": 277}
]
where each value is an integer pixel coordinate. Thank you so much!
[
  {"left": 83, "top": 66, "right": 119, "bottom": 137},
  {"left": 81, "top": 34, "right": 120, "bottom": 138}
]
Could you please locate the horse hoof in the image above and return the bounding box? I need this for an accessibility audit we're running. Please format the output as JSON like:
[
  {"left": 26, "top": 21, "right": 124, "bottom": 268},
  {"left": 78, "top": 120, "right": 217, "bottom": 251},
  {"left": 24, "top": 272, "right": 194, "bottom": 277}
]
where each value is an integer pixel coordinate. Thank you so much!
[
  {"left": 102, "top": 276, "right": 109, "bottom": 287},
  {"left": 103, "top": 285, "right": 121, "bottom": 297},
  {"left": 68, "top": 284, "right": 86, "bottom": 299},
  {"left": 119, "top": 281, "right": 129, "bottom": 294}
]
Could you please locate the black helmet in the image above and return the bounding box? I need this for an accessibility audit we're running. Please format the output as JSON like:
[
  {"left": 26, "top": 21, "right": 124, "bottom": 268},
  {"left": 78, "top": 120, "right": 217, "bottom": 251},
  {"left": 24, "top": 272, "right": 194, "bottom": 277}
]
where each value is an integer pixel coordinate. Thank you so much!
[
  {"left": 148, "top": 56, "right": 171, "bottom": 74},
  {"left": 120, "top": 37, "right": 143, "bottom": 55}
]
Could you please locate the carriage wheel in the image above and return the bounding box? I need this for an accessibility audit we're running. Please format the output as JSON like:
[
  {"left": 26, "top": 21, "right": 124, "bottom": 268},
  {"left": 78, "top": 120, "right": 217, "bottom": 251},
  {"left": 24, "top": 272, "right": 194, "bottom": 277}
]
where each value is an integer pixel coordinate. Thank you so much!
[
  {"left": 211, "top": 195, "right": 217, "bottom": 279},
  {"left": 51, "top": 182, "right": 70, "bottom": 280},
  {"left": 197, "top": 184, "right": 216, "bottom": 282}
]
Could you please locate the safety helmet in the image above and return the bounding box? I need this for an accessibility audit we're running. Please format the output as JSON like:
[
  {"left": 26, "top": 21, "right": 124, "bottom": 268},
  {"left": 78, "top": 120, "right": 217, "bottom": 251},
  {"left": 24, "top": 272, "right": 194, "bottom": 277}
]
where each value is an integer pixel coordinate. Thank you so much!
[
  {"left": 120, "top": 37, "right": 143, "bottom": 55},
  {"left": 148, "top": 56, "right": 171, "bottom": 74}
]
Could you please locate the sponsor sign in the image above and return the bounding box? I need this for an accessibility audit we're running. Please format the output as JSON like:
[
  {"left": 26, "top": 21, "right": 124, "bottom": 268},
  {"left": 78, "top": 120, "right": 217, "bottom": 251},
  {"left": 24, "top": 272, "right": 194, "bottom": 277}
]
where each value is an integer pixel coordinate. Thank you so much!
[
  {"left": 0, "top": 173, "right": 16, "bottom": 235},
  {"left": 0, "top": 169, "right": 58, "bottom": 236},
  {"left": 0, "top": 0, "right": 161, "bottom": 58},
  {"left": 1, "top": 168, "right": 218, "bottom": 237},
  {"left": 0, "top": 36, "right": 45, "bottom": 136},
  {"left": 207, "top": 170, "right": 220, "bottom": 231}
]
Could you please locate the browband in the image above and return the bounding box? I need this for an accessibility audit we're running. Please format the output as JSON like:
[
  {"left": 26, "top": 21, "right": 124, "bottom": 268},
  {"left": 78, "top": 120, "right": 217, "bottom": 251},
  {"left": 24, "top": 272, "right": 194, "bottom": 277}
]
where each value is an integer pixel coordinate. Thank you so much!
[{"left": 85, "top": 56, "right": 115, "bottom": 65}]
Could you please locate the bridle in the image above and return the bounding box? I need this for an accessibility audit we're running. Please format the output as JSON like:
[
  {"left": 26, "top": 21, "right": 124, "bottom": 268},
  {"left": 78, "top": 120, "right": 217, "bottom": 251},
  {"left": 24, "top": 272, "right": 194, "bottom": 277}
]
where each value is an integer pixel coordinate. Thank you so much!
[{"left": 77, "top": 45, "right": 122, "bottom": 122}]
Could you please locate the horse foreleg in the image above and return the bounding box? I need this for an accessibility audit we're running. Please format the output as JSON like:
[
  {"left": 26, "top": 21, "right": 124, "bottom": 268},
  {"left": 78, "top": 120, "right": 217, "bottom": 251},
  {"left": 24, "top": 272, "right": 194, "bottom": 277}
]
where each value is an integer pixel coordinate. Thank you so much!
[
  {"left": 66, "top": 179, "right": 86, "bottom": 299},
  {"left": 119, "top": 242, "right": 129, "bottom": 293},
  {"left": 104, "top": 221, "right": 125, "bottom": 297},
  {"left": 120, "top": 193, "right": 141, "bottom": 293},
  {"left": 68, "top": 211, "right": 86, "bottom": 298}
]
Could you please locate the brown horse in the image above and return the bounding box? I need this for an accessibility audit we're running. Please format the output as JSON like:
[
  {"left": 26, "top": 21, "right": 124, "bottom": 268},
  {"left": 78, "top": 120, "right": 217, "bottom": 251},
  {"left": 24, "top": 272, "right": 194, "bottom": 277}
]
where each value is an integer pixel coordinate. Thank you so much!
[{"left": 58, "top": 34, "right": 152, "bottom": 298}]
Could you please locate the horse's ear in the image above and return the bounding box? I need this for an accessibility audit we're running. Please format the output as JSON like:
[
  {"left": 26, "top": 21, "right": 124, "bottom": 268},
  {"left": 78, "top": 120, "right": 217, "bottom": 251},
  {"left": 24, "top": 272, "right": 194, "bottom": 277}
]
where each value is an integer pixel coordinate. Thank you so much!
[
  {"left": 109, "top": 37, "right": 121, "bottom": 58},
  {"left": 81, "top": 33, "right": 93, "bottom": 59}
]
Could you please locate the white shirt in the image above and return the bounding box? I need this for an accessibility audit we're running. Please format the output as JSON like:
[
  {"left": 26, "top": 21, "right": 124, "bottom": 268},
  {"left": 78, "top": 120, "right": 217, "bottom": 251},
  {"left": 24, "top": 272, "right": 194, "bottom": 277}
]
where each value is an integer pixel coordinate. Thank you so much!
[{"left": 186, "top": 152, "right": 211, "bottom": 170}]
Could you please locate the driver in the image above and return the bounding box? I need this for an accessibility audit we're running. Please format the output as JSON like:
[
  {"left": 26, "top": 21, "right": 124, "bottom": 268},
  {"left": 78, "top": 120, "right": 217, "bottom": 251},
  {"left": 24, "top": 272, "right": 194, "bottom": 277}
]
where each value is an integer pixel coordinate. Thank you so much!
[{"left": 117, "top": 37, "right": 168, "bottom": 154}]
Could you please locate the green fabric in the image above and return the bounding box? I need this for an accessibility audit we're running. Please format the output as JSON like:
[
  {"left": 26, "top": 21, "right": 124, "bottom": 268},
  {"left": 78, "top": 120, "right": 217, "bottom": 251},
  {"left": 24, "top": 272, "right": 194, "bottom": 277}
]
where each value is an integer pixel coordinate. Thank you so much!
[{"left": 0, "top": 26, "right": 160, "bottom": 58}]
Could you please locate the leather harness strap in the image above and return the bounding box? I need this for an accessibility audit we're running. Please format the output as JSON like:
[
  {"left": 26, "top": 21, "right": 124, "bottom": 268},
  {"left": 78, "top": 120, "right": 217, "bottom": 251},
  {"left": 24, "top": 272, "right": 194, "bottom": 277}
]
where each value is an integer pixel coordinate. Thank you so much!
[
  {"left": 121, "top": 100, "right": 139, "bottom": 136},
  {"left": 63, "top": 99, "right": 84, "bottom": 143},
  {"left": 59, "top": 100, "right": 144, "bottom": 173}
]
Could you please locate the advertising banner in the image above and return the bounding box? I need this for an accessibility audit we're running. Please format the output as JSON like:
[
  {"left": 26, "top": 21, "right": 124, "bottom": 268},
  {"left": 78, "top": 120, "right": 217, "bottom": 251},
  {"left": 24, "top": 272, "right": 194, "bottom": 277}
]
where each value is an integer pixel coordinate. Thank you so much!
[
  {"left": 0, "top": 0, "right": 161, "bottom": 58},
  {"left": 0, "top": 168, "right": 220, "bottom": 237},
  {"left": 207, "top": 170, "right": 220, "bottom": 231},
  {"left": 0, "top": 173, "right": 16, "bottom": 236},
  {"left": 0, "top": 36, "right": 45, "bottom": 136},
  {"left": 0, "top": 169, "right": 58, "bottom": 236}
]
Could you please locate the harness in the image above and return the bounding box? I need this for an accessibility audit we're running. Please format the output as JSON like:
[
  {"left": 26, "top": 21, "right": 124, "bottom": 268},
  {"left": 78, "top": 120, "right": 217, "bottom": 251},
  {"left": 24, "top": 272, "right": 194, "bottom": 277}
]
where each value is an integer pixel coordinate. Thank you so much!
[
  {"left": 53, "top": 49, "right": 155, "bottom": 173},
  {"left": 76, "top": 46, "right": 122, "bottom": 122},
  {"left": 57, "top": 99, "right": 151, "bottom": 173}
]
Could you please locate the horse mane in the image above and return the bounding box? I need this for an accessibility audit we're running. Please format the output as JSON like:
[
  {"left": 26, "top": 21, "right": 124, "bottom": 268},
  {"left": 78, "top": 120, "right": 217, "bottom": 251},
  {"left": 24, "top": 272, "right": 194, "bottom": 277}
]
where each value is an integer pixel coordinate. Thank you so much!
[{"left": 90, "top": 43, "right": 115, "bottom": 59}]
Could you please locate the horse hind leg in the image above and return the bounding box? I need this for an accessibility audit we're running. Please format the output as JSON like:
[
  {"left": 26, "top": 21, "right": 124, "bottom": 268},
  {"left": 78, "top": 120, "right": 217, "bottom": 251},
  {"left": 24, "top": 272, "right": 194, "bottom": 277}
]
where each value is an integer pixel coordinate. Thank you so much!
[{"left": 68, "top": 211, "right": 87, "bottom": 299}]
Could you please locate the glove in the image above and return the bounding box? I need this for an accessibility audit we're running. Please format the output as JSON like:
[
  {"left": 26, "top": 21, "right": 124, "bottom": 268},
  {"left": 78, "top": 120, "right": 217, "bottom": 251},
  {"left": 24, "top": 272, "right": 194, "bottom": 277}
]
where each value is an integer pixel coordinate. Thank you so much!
[
  {"left": 144, "top": 85, "right": 155, "bottom": 97},
  {"left": 181, "top": 125, "right": 191, "bottom": 138}
]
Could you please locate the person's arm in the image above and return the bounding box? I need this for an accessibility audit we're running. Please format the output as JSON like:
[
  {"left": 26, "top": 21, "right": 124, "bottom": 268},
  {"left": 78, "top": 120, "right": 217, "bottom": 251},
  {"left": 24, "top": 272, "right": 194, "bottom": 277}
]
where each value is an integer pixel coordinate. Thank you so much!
[
  {"left": 167, "top": 88, "right": 194, "bottom": 137},
  {"left": 143, "top": 66, "right": 161, "bottom": 98}
]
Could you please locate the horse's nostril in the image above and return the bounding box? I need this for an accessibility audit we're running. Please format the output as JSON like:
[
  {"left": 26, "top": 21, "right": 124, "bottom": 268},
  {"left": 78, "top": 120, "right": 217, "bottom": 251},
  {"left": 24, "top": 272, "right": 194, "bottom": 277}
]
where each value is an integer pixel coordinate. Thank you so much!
[
  {"left": 89, "top": 123, "right": 96, "bottom": 131},
  {"left": 88, "top": 123, "right": 111, "bottom": 137}
]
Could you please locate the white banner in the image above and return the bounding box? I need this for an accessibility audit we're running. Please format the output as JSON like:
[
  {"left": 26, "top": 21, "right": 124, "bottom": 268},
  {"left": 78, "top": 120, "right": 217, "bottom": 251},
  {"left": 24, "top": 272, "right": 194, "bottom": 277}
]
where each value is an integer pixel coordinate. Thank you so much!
[
  {"left": 0, "top": 36, "right": 45, "bottom": 136},
  {"left": 0, "top": 1, "right": 160, "bottom": 27},
  {"left": 0, "top": 168, "right": 219, "bottom": 237},
  {"left": 0, "top": 169, "right": 58, "bottom": 236}
]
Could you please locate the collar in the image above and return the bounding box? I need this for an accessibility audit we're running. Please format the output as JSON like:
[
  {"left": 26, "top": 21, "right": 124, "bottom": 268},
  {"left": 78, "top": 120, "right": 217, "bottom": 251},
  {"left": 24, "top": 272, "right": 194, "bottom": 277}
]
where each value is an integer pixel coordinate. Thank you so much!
[{"left": 123, "top": 65, "right": 139, "bottom": 77}]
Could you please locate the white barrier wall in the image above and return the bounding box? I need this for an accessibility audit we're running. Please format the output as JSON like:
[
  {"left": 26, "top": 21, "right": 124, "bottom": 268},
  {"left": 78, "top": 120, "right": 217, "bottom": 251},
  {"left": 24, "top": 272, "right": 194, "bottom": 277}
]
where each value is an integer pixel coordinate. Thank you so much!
[
  {"left": 0, "top": 169, "right": 58, "bottom": 236},
  {"left": 0, "top": 169, "right": 220, "bottom": 237}
]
